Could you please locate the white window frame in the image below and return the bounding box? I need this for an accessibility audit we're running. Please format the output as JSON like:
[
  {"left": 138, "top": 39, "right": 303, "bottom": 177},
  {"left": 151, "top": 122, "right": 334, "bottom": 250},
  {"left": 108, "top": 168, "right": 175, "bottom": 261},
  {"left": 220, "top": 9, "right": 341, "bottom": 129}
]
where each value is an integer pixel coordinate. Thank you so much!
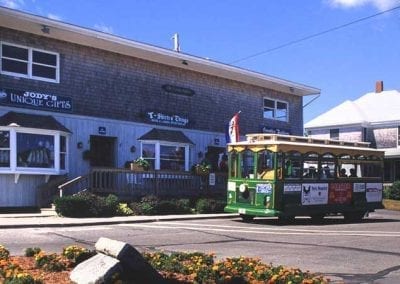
[
  {"left": 1, "top": 42, "right": 60, "bottom": 83},
  {"left": 140, "top": 140, "right": 190, "bottom": 171},
  {"left": 263, "top": 97, "right": 289, "bottom": 122},
  {"left": 0, "top": 126, "right": 69, "bottom": 182}
]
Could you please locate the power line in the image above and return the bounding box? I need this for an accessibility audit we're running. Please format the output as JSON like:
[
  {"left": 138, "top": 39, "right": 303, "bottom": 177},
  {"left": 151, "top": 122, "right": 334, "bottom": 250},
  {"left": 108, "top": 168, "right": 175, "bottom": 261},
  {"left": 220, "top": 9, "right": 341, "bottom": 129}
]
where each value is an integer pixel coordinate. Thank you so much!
[{"left": 230, "top": 5, "right": 400, "bottom": 64}]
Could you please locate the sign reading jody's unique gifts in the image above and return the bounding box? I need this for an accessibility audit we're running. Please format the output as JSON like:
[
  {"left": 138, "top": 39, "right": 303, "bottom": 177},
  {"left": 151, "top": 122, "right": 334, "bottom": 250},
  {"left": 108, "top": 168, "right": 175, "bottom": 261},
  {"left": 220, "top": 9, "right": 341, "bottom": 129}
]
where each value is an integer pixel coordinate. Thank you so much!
[
  {"left": 146, "top": 111, "right": 189, "bottom": 127},
  {"left": 0, "top": 88, "right": 73, "bottom": 113}
]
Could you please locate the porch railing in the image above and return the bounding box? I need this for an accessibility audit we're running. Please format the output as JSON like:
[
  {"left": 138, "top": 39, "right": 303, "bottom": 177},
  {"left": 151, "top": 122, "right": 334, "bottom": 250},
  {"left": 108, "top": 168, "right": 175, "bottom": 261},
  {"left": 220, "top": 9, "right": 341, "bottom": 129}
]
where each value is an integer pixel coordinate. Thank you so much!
[{"left": 58, "top": 168, "right": 227, "bottom": 200}]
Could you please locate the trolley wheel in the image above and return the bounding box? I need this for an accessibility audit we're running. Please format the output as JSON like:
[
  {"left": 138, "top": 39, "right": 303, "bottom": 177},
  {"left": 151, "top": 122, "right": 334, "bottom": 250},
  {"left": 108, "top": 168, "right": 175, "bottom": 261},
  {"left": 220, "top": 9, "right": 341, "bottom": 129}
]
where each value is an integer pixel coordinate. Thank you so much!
[
  {"left": 310, "top": 214, "right": 325, "bottom": 223},
  {"left": 278, "top": 215, "right": 295, "bottom": 224},
  {"left": 343, "top": 211, "right": 365, "bottom": 223},
  {"left": 240, "top": 214, "right": 254, "bottom": 222}
]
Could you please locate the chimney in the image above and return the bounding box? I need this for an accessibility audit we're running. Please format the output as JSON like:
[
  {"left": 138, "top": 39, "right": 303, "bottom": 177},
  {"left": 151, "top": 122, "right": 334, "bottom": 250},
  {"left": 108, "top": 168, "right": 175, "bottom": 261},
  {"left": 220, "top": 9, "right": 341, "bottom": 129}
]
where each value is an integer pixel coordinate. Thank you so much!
[{"left": 375, "top": 81, "right": 384, "bottom": 93}]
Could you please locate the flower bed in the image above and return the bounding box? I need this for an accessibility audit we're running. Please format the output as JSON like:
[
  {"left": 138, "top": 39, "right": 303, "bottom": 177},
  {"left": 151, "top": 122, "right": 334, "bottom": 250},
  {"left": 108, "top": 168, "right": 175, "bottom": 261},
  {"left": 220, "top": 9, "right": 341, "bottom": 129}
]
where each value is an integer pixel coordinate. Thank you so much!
[{"left": 0, "top": 244, "right": 329, "bottom": 283}]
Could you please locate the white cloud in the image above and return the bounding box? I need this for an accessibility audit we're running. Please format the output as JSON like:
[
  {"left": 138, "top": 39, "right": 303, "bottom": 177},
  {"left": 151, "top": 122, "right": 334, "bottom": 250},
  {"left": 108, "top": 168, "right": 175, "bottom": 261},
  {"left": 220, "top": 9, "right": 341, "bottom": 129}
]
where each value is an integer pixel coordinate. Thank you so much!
[
  {"left": 94, "top": 23, "right": 114, "bottom": 34},
  {"left": 47, "top": 13, "right": 62, "bottom": 21},
  {"left": 0, "top": 0, "right": 25, "bottom": 9},
  {"left": 328, "top": 0, "right": 400, "bottom": 11}
]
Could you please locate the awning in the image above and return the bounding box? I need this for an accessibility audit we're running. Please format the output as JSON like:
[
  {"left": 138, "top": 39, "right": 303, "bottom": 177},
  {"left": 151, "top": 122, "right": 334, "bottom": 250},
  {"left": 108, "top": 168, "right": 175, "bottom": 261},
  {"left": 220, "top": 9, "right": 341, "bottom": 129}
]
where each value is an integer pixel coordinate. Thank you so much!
[
  {"left": 138, "top": 128, "right": 193, "bottom": 144},
  {"left": 0, "top": 111, "right": 71, "bottom": 133}
]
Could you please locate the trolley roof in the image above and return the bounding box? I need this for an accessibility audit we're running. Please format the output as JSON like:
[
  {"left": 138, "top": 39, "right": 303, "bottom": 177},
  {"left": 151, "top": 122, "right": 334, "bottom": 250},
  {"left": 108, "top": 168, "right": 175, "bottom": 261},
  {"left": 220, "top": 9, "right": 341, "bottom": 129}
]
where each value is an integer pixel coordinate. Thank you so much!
[{"left": 227, "top": 134, "right": 384, "bottom": 157}]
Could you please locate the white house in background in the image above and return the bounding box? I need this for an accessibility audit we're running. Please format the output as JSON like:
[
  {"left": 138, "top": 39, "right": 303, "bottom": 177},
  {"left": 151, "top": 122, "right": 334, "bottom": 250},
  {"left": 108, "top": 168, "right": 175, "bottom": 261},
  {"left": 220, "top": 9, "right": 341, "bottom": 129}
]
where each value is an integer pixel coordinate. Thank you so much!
[{"left": 305, "top": 81, "right": 400, "bottom": 183}]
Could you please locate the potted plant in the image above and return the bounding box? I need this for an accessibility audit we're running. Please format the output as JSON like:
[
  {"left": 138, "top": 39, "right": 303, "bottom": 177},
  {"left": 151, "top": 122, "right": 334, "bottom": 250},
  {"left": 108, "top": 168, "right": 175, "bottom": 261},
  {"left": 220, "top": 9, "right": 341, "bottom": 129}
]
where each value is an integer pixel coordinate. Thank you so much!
[
  {"left": 194, "top": 161, "right": 211, "bottom": 175},
  {"left": 130, "top": 157, "right": 150, "bottom": 171}
]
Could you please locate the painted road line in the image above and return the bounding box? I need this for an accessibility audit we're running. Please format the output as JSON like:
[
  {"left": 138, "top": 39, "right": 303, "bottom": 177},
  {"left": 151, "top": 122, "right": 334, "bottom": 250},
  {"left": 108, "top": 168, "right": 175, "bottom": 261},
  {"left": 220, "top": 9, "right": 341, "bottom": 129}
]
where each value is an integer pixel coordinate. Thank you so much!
[{"left": 117, "top": 223, "right": 400, "bottom": 237}]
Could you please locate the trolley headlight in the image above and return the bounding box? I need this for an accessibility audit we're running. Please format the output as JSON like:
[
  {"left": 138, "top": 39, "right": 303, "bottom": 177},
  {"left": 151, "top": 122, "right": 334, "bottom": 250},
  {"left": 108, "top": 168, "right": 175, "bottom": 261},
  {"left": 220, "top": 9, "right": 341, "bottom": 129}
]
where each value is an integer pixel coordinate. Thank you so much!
[{"left": 239, "top": 183, "right": 248, "bottom": 193}]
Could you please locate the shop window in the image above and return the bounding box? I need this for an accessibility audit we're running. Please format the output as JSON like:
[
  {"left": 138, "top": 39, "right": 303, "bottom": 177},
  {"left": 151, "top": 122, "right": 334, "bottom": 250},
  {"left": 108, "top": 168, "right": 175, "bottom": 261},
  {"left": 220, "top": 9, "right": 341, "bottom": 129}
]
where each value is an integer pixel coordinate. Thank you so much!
[
  {"left": 60, "top": 135, "right": 67, "bottom": 170},
  {"left": 1, "top": 42, "right": 59, "bottom": 83},
  {"left": 0, "top": 131, "right": 10, "bottom": 167},
  {"left": 263, "top": 98, "right": 288, "bottom": 122},
  {"left": 141, "top": 142, "right": 190, "bottom": 171},
  {"left": 17, "top": 133, "right": 54, "bottom": 168},
  {"left": 160, "top": 145, "right": 185, "bottom": 171},
  {"left": 142, "top": 143, "right": 156, "bottom": 170},
  {"left": 0, "top": 128, "right": 68, "bottom": 176}
]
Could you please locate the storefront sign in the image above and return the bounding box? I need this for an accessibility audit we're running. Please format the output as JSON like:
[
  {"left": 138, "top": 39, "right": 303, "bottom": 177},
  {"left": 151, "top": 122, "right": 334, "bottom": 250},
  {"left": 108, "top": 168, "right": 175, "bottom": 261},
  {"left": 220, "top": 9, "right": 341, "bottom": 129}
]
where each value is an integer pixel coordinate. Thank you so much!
[
  {"left": 0, "top": 88, "right": 73, "bottom": 113},
  {"left": 329, "top": 183, "right": 352, "bottom": 204},
  {"left": 366, "top": 183, "right": 383, "bottom": 202},
  {"left": 98, "top": 127, "right": 106, "bottom": 135},
  {"left": 146, "top": 111, "right": 189, "bottom": 127},
  {"left": 162, "top": 84, "right": 195, "bottom": 96},
  {"left": 301, "top": 183, "right": 329, "bottom": 205}
]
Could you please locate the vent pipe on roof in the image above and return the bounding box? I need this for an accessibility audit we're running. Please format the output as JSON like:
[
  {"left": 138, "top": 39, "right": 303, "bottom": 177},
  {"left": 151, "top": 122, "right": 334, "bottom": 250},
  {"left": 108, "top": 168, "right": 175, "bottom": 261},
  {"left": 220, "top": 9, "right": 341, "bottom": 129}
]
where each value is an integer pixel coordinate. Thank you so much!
[
  {"left": 375, "top": 80, "right": 384, "bottom": 93},
  {"left": 172, "top": 33, "right": 180, "bottom": 52}
]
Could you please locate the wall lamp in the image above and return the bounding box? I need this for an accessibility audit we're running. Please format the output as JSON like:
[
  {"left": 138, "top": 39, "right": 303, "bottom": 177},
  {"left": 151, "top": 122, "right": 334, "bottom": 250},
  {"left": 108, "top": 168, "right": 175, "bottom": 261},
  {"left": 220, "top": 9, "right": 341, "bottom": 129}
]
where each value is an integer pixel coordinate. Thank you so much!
[
  {"left": 181, "top": 60, "right": 188, "bottom": 66},
  {"left": 41, "top": 25, "right": 50, "bottom": 34}
]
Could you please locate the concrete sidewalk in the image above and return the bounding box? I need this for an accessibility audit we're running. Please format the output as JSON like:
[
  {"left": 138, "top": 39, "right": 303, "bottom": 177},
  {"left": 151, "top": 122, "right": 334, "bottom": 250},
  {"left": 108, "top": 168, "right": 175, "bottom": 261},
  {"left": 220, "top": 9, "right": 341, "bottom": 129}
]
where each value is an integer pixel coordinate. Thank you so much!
[{"left": 0, "top": 208, "right": 236, "bottom": 229}]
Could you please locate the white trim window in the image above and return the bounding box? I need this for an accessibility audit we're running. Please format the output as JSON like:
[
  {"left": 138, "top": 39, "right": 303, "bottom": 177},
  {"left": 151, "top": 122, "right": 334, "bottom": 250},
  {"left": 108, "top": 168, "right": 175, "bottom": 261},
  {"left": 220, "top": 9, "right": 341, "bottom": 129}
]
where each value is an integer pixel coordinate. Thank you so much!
[
  {"left": 141, "top": 141, "right": 190, "bottom": 171},
  {"left": 0, "top": 127, "right": 69, "bottom": 176},
  {"left": 263, "top": 98, "right": 289, "bottom": 122},
  {"left": 1, "top": 42, "right": 60, "bottom": 83}
]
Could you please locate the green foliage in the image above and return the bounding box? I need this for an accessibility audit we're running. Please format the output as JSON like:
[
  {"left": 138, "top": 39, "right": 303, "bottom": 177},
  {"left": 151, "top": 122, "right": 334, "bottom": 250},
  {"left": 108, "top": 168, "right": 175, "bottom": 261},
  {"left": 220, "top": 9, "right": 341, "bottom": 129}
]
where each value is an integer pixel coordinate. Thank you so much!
[
  {"left": 129, "top": 196, "right": 192, "bottom": 215},
  {"left": 62, "top": 245, "right": 95, "bottom": 265},
  {"left": 384, "top": 181, "right": 400, "bottom": 200},
  {"left": 34, "top": 252, "right": 68, "bottom": 272},
  {"left": 54, "top": 192, "right": 119, "bottom": 217},
  {"left": 0, "top": 245, "right": 10, "bottom": 260},
  {"left": 195, "top": 198, "right": 226, "bottom": 214},
  {"left": 3, "top": 274, "right": 40, "bottom": 284},
  {"left": 143, "top": 251, "right": 329, "bottom": 283},
  {"left": 116, "top": 203, "right": 134, "bottom": 216},
  {"left": 24, "top": 248, "right": 41, "bottom": 257}
]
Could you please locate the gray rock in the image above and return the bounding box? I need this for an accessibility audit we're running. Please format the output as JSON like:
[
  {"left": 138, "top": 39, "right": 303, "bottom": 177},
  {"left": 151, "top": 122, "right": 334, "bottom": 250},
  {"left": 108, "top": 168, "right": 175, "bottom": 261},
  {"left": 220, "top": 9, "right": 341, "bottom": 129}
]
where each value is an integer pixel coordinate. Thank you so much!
[
  {"left": 70, "top": 253, "right": 122, "bottom": 284},
  {"left": 95, "top": 237, "right": 166, "bottom": 283}
]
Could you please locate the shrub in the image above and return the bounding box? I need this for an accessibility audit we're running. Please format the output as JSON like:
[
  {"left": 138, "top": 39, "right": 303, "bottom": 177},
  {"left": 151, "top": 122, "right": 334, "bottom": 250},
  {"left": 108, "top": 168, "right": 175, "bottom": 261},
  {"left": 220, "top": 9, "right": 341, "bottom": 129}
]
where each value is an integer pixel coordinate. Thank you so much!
[
  {"left": 129, "top": 196, "right": 192, "bottom": 215},
  {"left": 4, "top": 273, "right": 39, "bottom": 284},
  {"left": 54, "top": 192, "right": 119, "bottom": 217},
  {"left": 62, "top": 245, "right": 95, "bottom": 265},
  {"left": 116, "top": 203, "right": 134, "bottom": 216},
  {"left": 3, "top": 273, "right": 39, "bottom": 284},
  {"left": 384, "top": 181, "right": 400, "bottom": 200},
  {"left": 24, "top": 248, "right": 41, "bottom": 257},
  {"left": 140, "top": 195, "right": 160, "bottom": 215},
  {"left": 128, "top": 201, "right": 144, "bottom": 215},
  {"left": 0, "top": 245, "right": 10, "bottom": 260},
  {"left": 34, "top": 251, "right": 68, "bottom": 272},
  {"left": 195, "top": 198, "right": 226, "bottom": 214}
]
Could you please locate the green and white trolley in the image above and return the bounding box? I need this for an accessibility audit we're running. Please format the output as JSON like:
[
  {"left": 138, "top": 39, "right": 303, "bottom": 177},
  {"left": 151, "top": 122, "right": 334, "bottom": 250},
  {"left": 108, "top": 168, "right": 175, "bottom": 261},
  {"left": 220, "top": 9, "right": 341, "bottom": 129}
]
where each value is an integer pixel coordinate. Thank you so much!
[{"left": 224, "top": 134, "right": 384, "bottom": 222}]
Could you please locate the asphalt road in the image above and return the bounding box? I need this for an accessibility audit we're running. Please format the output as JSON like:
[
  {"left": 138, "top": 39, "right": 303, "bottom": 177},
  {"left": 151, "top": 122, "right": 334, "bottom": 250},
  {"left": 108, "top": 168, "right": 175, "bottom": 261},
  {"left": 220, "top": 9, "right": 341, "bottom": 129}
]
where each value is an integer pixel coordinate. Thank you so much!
[{"left": 1, "top": 209, "right": 400, "bottom": 283}]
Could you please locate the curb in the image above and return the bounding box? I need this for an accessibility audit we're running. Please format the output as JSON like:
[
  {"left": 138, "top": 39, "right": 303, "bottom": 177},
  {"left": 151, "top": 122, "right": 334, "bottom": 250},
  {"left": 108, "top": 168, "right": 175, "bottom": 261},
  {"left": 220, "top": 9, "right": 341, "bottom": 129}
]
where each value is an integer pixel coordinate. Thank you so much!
[{"left": 0, "top": 214, "right": 236, "bottom": 229}]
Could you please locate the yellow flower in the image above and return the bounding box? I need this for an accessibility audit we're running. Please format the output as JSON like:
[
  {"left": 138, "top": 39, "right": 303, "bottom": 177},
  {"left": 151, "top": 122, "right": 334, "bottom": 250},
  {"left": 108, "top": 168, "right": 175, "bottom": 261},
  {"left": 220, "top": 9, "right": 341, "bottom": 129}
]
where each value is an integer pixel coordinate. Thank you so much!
[{"left": 212, "top": 265, "right": 219, "bottom": 271}]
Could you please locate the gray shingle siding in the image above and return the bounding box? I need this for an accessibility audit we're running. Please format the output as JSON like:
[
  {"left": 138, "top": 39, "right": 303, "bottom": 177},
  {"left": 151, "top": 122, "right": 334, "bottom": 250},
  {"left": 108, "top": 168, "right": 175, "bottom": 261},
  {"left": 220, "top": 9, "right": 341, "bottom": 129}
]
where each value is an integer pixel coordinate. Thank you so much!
[{"left": 0, "top": 27, "right": 303, "bottom": 135}]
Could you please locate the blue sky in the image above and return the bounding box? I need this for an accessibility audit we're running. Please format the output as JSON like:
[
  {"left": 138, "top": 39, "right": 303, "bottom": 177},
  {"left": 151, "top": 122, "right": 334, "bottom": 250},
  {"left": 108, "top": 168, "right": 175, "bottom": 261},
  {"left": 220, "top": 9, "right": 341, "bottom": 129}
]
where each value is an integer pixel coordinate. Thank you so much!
[{"left": 1, "top": 0, "right": 400, "bottom": 123}]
